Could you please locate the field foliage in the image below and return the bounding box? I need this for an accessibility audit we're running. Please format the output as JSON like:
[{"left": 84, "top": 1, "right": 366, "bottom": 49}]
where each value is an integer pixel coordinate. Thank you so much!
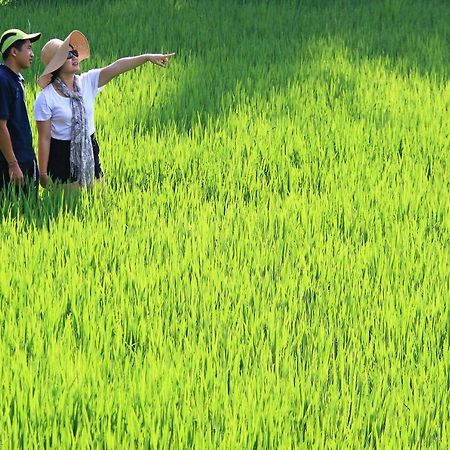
[{"left": 1, "top": 0, "right": 449, "bottom": 448}]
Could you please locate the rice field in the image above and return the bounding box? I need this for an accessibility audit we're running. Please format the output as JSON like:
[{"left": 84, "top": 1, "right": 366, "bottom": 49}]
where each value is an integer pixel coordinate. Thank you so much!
[{"left": 0, "top": 0, "right": 449, "bottom": 448}]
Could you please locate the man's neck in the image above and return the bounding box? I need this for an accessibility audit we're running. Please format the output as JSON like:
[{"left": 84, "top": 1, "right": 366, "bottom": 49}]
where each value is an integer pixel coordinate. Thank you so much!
[{"left": 4, "top": 59, "right": 20, "bottom": 75}]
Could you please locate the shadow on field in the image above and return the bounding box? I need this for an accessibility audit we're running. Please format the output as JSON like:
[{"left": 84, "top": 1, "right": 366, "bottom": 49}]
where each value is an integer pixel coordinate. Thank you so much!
[
  {"left": 0, "top": 188, "right": 80, "bottom": 230},
  {"left": 2, "top": 0, "right": 448, "bottom": 135},
  {"left": 314, "top": 0, "right": 449, "bottom": 78},
  {"left": 114, "top": 0, "right": 448, "bottom": 134}
]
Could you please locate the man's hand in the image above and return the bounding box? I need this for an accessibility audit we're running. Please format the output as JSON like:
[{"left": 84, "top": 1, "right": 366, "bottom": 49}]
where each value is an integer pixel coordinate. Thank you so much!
[{"left": 8, "top": 160, "right": 24, "bottom": 185}]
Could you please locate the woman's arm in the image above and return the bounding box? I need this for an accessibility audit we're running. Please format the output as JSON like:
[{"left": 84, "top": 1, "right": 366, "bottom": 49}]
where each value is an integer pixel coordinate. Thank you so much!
[
  {"left": 98, "top": 53, "right": 176, "bottom": 87},
  {"left": 36, "top": 120, "right": 51, "bottom": 188}
]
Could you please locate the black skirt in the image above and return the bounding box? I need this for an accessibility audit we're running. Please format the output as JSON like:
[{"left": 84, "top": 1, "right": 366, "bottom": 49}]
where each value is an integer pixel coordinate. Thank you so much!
[{"left": 48, "top": 134, "right": 103, "bottom": 183}]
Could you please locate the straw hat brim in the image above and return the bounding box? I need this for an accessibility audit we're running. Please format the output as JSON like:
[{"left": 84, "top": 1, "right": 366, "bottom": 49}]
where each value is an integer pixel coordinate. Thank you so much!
[{"left": 38, "top": 30, "right": 90, "bottom": 88}]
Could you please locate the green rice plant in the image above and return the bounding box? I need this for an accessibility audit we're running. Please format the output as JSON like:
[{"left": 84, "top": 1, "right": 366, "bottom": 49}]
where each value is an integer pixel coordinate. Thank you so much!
[{"left": 0, "top": 0, "right": 449, "bottom": 448}]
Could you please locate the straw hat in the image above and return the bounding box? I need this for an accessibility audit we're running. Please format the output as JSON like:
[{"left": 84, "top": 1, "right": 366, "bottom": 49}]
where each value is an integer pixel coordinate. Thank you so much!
[{"left": 38, "top": 30, "right": 90, "bottom": 88}]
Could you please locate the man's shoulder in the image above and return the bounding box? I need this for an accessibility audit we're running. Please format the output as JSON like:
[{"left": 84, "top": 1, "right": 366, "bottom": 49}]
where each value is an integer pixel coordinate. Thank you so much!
[
  {"left": 0, "top": 66, "right": 13, "bottom": 88},
  {"left": 0, "top": 65, "right": 11, "bottom": 77},
  {"left": 0, "top": 66, "right": 8, "bottom": 81}
]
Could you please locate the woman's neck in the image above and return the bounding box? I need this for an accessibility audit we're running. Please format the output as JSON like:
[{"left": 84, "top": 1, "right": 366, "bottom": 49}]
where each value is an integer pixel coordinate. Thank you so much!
[{"left": 59, "top": 73, "right": 75, "bottom": 90}]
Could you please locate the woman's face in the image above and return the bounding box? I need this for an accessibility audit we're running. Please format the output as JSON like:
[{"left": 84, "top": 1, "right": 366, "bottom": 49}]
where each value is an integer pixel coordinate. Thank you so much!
[{"left": 59, "top": 46, "right": 80, "bottom": 75}]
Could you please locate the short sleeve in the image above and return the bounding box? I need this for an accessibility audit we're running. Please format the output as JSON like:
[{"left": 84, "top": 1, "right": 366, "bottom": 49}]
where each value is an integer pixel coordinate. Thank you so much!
[
  {"left": 34, "top": 92, "right": 52, "bottom": 121},
  {"left": 80, "top": 69, "right": 102, "bottom": 98},
  {"left": 0, "top": 78, "right": 12, "bottom": 120}
]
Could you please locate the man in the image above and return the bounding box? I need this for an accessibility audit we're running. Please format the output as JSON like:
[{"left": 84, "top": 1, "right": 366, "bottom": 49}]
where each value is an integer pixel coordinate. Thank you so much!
[{"left": 0, "top": 28, "right": 41, "bottom": 194}]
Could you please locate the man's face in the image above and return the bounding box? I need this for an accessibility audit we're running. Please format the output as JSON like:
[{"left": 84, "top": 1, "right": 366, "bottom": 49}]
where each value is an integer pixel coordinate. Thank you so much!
[{"left": 12, "top": 40, "right": 34, "bottom": 69}]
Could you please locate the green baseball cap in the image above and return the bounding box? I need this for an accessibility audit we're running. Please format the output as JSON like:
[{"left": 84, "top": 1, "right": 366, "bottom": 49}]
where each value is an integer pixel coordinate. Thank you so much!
[{"left": 0, "top": 28, "right": 41, "bottom": 55}]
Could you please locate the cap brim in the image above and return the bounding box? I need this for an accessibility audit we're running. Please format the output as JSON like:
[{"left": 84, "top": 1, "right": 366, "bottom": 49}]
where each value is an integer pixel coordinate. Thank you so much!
[
  {"left": 38, "top": 30, "right": 89, "bottom": 89},
  {"left": 24, "top": 32, "right": 41, "bottom": 43},
  {"left": 0, "top": 30, "right": 41, "bottom": 54}
]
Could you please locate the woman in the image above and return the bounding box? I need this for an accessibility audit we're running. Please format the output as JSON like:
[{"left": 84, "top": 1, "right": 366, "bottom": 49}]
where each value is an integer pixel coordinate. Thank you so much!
[{"left": 34, "top": 30, "right": 175, "bottom": 188}]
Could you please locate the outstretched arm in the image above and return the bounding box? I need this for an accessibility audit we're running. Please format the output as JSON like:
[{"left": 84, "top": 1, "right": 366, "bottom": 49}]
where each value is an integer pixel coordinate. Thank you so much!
[{"left": 98, "top": 53, "right": 176, "bottom": 87}]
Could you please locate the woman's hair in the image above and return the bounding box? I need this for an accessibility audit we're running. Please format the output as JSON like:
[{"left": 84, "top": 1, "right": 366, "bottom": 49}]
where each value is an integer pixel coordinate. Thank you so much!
[{"left": 50, "top": 69, "right": 60, "bottom": 84}]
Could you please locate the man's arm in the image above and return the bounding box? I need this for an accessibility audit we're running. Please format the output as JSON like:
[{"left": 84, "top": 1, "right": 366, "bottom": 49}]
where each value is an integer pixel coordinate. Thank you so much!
[{"left": 0, "top": 120, "right": 23, "bottom": 184}]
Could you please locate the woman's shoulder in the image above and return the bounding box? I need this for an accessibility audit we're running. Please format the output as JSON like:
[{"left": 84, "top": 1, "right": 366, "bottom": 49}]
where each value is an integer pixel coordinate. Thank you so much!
[
  {"left": 78, "top": 68, "right": 101, "bottom": 80},
  {"left": 78, "top": 69, "right": 101, "bottom": 91},
  {"left": 35, "top": 84, "right": 56, "bottom": 102},
  {"left": 34, "top": 84, "right": 57, "bottom": 117}
]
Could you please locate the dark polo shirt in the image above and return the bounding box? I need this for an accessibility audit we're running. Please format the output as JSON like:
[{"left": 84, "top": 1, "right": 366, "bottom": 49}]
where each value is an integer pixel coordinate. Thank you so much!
[{"left": 0, "top": 64, "right": 35, "bottom": 166}]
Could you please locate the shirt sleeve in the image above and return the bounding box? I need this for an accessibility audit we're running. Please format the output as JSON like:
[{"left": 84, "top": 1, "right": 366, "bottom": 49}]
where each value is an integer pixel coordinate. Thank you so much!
[
  {"left": 34, "top": 91, "right": 52, "bottom": 121},
  {"left": 0, "top": 78, "right": 12, "bottom": 120},
  {"left": 81, "top": 69, "right": 102, "bottom": 98}
]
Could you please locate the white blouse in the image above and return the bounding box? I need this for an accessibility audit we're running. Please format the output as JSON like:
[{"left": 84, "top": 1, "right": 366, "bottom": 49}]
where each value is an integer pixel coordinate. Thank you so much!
[{"left": 34, "top": 69, "right": 101, "bottom": 140}]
